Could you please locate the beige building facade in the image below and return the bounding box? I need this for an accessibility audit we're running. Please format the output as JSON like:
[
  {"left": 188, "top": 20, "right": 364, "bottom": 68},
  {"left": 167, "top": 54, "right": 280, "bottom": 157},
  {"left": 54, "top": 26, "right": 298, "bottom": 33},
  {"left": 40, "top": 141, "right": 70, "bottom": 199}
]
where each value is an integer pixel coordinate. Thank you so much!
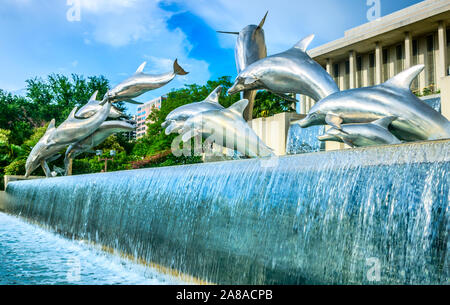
[{"left": 298, "top": 0, "right": 450, "bottom": 114}]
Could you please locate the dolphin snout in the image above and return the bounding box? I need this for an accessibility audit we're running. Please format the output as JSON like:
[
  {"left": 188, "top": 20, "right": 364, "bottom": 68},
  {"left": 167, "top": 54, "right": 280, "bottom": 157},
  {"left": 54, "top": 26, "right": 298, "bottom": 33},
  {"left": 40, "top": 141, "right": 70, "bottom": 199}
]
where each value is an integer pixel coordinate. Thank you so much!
[
  {"left": 292, "top": 117, "right": 310, "bottom": 128},
  {"left": 228, "top": 83, "right": 241, "bottom": 95},
  {"left": 318, "top": 134, "right": 333, "bottom": 141}
]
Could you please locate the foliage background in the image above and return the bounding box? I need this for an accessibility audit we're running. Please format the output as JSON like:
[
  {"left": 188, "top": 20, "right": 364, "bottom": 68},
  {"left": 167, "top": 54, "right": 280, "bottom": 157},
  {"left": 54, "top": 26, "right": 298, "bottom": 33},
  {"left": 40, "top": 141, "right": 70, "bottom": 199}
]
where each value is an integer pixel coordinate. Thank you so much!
[{"left": 0, "top": 74, "right": 292, "bottom": 190}]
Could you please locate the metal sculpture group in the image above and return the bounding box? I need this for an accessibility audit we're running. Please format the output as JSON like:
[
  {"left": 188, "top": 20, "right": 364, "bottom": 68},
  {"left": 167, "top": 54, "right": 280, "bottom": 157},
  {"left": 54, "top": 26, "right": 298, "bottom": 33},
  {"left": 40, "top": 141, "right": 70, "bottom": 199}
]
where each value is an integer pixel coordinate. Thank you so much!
[
  {"left": 26, "top": 11, "right": 450, "bottom": 177},
  {"left": 25, "top": 59, "right": 188, "bottom": 177}
]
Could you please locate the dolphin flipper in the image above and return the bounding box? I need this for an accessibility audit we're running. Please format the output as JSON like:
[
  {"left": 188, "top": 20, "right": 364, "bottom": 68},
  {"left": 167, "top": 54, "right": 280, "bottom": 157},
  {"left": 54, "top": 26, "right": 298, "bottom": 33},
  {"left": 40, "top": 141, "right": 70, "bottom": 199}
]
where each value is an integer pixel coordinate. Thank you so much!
[
  {"left": 325, "top": 113, "right": 344, "bottom": 130},
  {"left": 46, "top": 154, "right": 61, "bottom": 163},
  {"left": 372, "top": 116, "right": 397, "bottom": 129},
  {"left": 272, "top": 92, "right": 298, "bottom": 103}
]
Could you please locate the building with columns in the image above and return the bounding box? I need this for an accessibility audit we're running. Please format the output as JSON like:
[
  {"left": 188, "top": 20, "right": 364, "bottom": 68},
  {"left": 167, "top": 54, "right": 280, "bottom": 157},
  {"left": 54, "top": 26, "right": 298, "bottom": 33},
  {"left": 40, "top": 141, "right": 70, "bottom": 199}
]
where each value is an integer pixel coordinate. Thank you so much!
[{"left": 298, "top": 0, "right": 450, "bottom": 116}]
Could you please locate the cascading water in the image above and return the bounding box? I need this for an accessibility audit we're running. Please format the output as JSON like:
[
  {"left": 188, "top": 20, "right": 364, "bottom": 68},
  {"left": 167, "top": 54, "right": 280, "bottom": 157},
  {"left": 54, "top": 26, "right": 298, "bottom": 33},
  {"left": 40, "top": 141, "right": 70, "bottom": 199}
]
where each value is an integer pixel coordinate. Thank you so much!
[
  {"left": 286, "top": 124, "right": 325, "bottom": 154},
  {"left": 3, "top": 140, "right": 449, "bottom": 284}
]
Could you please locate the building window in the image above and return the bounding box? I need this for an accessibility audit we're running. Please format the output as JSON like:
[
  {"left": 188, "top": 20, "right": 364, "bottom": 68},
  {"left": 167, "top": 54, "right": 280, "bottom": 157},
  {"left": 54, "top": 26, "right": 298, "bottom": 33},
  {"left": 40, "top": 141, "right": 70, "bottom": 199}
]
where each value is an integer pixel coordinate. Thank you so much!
[
  {"left": 412, "top": 39, "right": 419, "bottom": 92},
  {"left": 447, "top": 28, "right": 450, "bottom": 76},
  {"left": 344, "top": 60, "right": 350, "bottom": 89},
  {"left": 426, "top": 35, "right": 435, "bottom": 91},
  {"left": 333, "top": 63, "right": 339, "bottom": 85},
  {"left": 382, "top": 48, "right": 389, "bottom": 82},
  {"left": 395, "top": 44, "right": 404, "bottom": 75},
  {"left": 368, "top": 53, "right": 375, "bottom": 86},
  {"left": 356, "top": 56, "right": 362, "bottom": 88}
]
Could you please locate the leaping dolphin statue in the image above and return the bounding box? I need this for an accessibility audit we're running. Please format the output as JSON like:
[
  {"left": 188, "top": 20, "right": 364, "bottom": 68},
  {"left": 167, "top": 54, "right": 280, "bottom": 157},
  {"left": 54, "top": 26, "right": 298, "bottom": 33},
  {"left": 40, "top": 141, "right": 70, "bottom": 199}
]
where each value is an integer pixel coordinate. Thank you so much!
[
  {"left": 103, "top": 59, "right": 189, "bottom": 104},
  {"left": 64, "top": 120, "right": 135, "bottom": 175},
  {"left": 25, "top": 101, "right": 112, "bottom": 178},
  {"left": 228, "top": 34, "right": 339, "bottom": 103},
  {"left": 180, "top": 99, "right": 274, "bottom": 158},
  {"left": 317, "top": 116, "right": 402, "bottom": 147},
  {"left": 162, "top": 85, "right": 225, "bottom": 135},
  {"left": 76, "top": 91, "right": 125, "bottom": 119},
  {"left": 296, "top": 65, "right": 450, "bottom": 141},
  {"left": 218, "top": 11, "right": 268, "bottom": 121},
  {"left": 25, "top": 120, "right": 68, "bottom": 178}
]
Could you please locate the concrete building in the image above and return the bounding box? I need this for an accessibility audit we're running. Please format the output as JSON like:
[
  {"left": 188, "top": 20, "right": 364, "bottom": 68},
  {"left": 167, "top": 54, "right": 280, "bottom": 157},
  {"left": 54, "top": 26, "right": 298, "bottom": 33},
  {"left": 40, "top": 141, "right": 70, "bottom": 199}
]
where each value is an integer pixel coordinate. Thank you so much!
[
  {"left": 135, "top": 96, "right": 165, "bottom": 139},
  {"left": 252, "top": 0, "right": 450, "bottom": 154},
  {"left": 306, "top": 0, "right": 449, "bottom": 102}
]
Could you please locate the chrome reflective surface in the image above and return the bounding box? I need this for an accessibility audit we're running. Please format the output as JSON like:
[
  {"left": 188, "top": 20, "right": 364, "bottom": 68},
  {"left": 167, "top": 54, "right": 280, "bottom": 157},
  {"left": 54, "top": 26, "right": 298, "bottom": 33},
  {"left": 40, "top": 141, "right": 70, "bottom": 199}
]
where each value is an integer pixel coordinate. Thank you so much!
[
  {"left": 228, "top": 34, "right": 339, "bottom": 102},
  {"left": 76, "top": 91, "right": 124, "bottom": 119},
  {"left": 64, "top": 121, "right": 135, "bottom": 174},
  {"left": 181, "top": 99, "right": 274, "bottom": 157},
  {"left": 318, "top": 120, "right": 402, "bottom": 147},
  {"left": 162, "top": 86, "right": 224, "bottom": 135},
  {"left": 298, "top": 65, "right": 450, "bottom": 141},
  {"left": 104, "top": 59, "right": 188, "bottom": 103},
  {"left": 25, "top": 102, "right": 112, "bottom": 177}
]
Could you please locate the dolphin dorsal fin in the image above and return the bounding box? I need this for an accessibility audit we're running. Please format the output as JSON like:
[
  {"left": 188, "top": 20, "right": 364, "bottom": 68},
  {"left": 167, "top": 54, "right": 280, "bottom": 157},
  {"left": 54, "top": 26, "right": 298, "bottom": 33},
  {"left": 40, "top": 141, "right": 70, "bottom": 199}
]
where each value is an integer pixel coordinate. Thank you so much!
[
  {"left": 205, "top": 86, "right": 222, "bottom": 103},
  {"left": 228, "top": 99, "right": 249, "bottom": 116},
  {"left": 89, "top": 90, "right": 98, "bottom": 101},
  {"left": 45, "top": 119, "right": 56, "bottom": 134},
  {"left": 68, "top": 107, "right": 78, "bottom": 120},
  {"left": 135, "top": 62, "right": 147, "bottom": 74},
  {"left": 293, "top": 34, "right": 315, "bottom": 52},
  {"left": 257, "top": 11, "right": 268, "bottom": 30},
  {"left": 372, "top": 116, "right": 397, "bottom": 129},
  {"left": 384, "top": 65, "right": 424, "bottom": 89}
]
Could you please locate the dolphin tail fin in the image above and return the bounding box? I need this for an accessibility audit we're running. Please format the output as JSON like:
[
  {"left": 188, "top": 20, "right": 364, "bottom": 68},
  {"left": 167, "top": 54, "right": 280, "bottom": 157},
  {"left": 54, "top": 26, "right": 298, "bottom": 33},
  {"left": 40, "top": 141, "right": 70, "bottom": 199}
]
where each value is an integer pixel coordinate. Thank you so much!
[
  {"left": 384, "top": 65, "right": 424, "bottom": 90},
  {"left": 173, "top": 59, "right": 189, "bottom": 75},
  {"left": 372, "top": 116, "right": 397, "bottom": 129}
]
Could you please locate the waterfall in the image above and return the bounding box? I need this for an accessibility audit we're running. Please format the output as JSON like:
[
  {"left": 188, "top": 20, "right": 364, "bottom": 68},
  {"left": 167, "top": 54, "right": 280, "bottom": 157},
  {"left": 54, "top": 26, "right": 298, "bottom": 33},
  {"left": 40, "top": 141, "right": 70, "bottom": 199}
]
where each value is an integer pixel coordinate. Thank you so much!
[
  {"left": 286, "top": 124, "right": 325, "bottom": 154},
  {"left": 4, "top": 140, "right": 449, "bottom": 284}
]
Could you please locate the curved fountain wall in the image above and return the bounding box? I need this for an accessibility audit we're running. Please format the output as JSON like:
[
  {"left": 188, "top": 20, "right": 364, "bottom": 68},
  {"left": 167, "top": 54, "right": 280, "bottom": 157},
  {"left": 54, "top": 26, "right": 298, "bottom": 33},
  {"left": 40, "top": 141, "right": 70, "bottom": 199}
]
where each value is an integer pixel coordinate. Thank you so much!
[{"left": 3, "top": 140, "right": 449, "bottom": 284}]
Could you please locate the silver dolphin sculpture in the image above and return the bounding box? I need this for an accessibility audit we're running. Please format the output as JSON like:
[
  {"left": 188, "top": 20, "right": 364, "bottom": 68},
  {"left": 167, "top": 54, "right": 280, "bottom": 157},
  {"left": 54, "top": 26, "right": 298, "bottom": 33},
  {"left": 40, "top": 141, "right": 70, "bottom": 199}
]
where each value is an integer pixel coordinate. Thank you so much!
[
  {"left": 25, "top": 119, "right": 67, "bottom": 178},
  {"left": 64, "top": 120, "right": 135, "bottom": 175},
  {"left": 317, "top": 116, "right": 402, "bottom": 147},
  {"left": 103, "top": 59, "right": 189, "bottom": 104},
  {"left": 25, "top": 101, "right": 112, "bottom": 178},
  {"left": 218, "top": 12, "right": 268, "bottom": 121},
  {"left": 162, "top": 85, "right": 225, "bottom": 135},
  {"left": 228, "top": 34, "right": 339, "bottom": 103},
  {"left": 180, "top": 99, "right": 274, "bottom": 158},
  {"left": 296, "top": 65, "right": 450, "bottom": 141},
  {"left": 76, "top": 91, "right": 124, "bottom": 119}
]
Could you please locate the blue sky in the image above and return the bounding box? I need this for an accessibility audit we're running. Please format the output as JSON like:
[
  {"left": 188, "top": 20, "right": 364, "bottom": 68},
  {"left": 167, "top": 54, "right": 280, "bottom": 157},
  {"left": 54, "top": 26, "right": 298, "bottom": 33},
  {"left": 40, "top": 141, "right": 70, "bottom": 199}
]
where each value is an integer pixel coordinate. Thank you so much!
[{"left": 0, "top": 0, "right": 423, "bottom": 115}]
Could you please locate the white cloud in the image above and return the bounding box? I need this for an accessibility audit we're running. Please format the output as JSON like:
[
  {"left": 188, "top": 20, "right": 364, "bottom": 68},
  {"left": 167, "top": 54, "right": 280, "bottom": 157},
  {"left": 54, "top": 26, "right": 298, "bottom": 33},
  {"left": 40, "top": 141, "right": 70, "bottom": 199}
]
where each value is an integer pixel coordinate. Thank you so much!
[
  {"left": 76, "top": 0, "right": 211, "bottom": 107},
  {"left": 168, "top": 0, "right": 354, "bottom": 54}
]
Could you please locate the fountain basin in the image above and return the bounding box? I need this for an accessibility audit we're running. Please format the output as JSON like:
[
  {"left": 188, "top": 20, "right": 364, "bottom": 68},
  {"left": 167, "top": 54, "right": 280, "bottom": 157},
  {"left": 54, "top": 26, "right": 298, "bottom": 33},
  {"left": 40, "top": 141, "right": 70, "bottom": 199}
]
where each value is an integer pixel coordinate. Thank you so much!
[{"left": 3, "top": 140, "right": 449, "bottom": 284}]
